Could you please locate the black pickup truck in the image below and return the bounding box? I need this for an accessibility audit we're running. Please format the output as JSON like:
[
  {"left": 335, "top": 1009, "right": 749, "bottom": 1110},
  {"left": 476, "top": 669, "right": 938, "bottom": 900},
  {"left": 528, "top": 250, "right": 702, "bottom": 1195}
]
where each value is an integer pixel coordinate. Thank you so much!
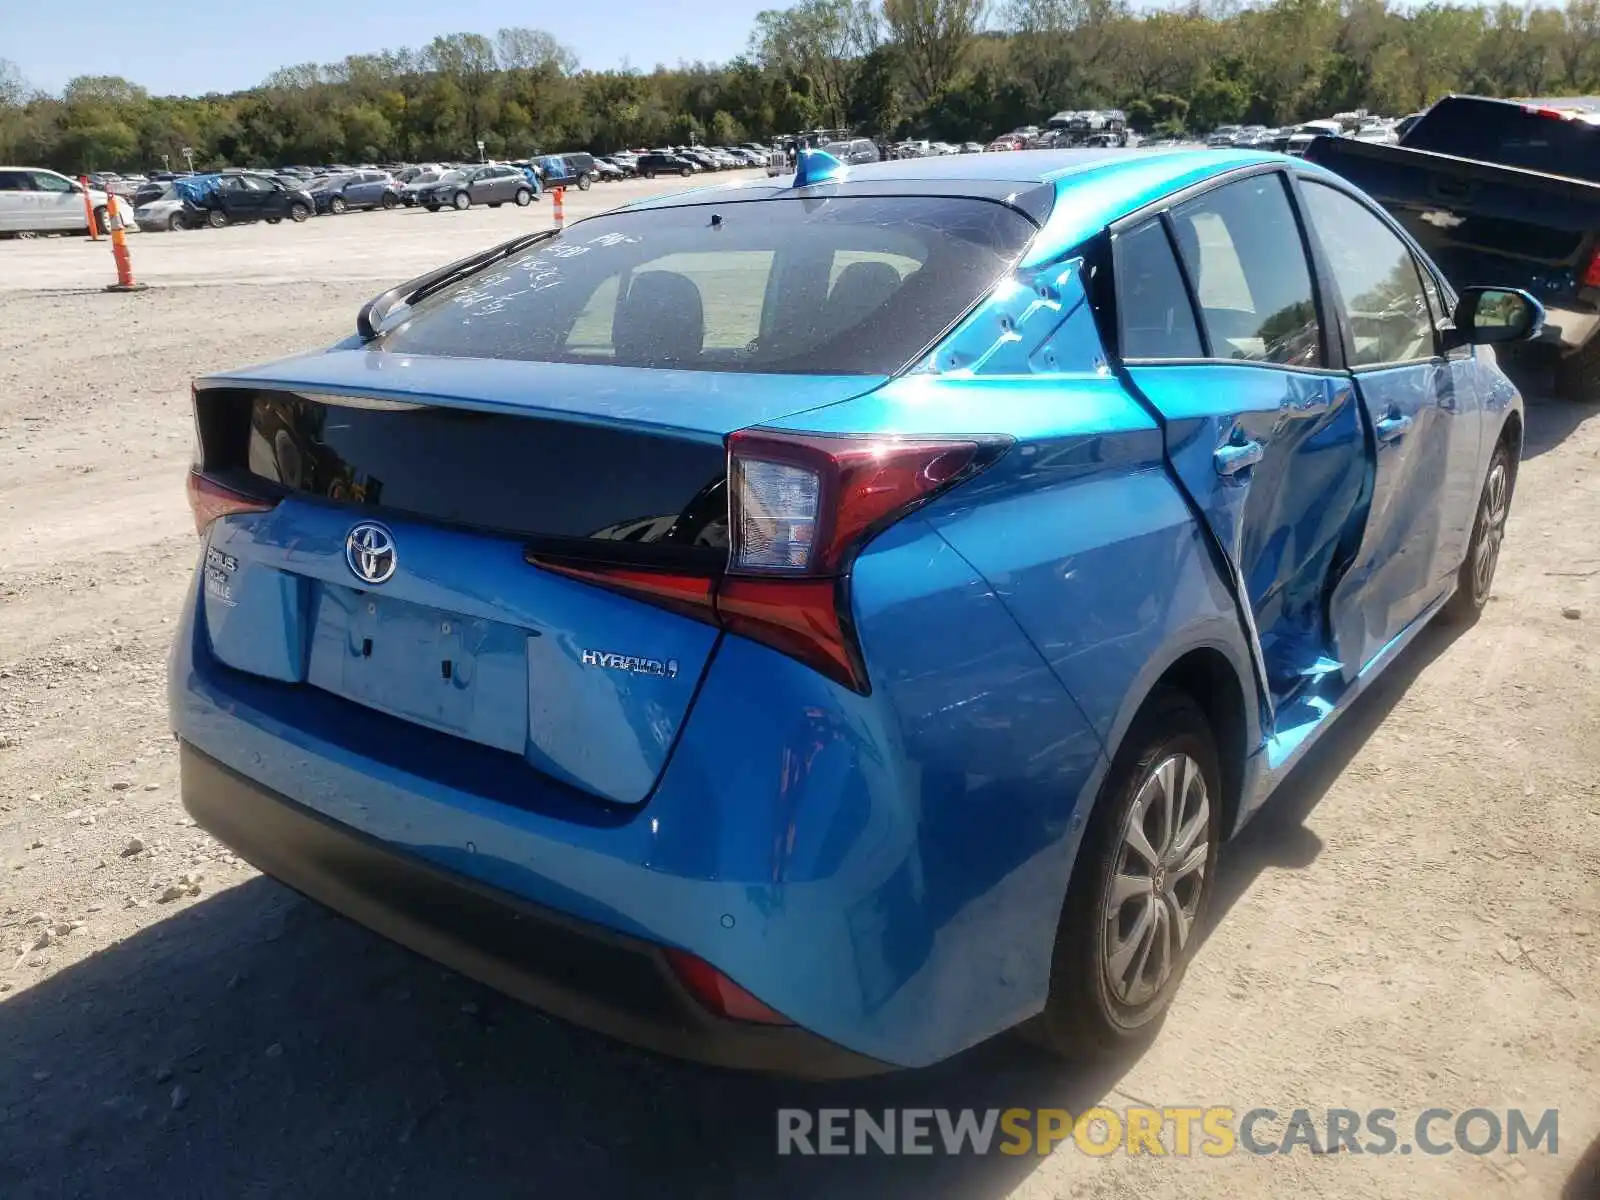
[{"left": 1305, "top": 94, "right": 1600, "bottom": 400}]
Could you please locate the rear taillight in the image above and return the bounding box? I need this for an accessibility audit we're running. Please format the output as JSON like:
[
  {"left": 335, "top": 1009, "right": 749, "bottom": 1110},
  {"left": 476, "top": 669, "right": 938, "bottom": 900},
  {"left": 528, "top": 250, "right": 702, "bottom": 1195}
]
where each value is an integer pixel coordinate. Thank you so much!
[
  {"left": 727, "top": 431, "right": 986, "bottom": 575},
  {"left": 663, "top": 949, "right": 792, "bottom": 1024},
  {"left": 1583, "top": 246, "right": 1600, "bottom": 289},
  {"left": 186, "top": 469, "right": 274, "bottom": 534},
  {"left": 531, "top": 430, "right": 1007, "bottom": 693}
]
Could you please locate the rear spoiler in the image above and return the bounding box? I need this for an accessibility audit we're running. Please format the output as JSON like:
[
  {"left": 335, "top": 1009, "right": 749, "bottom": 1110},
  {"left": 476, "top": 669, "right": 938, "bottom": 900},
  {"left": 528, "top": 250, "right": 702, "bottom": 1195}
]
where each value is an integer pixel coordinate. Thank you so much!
[{"left": 355, "top": 228, "right": 561, "bottom": 342}]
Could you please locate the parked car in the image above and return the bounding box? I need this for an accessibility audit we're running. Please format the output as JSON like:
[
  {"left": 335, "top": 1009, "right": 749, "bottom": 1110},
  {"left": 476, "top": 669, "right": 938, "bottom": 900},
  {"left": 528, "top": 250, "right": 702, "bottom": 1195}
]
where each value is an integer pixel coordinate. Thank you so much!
[
  {"left": 635, "top": 151, "right": 696, "bottom": 179},
  {"left": 175, "top": 172, "right": 315, "bottom": 228},
  {"left": 174, "top": 149, "right": 1537, "bottom": 1075},
  {"left": 399, "top": 171, "right": 449, "bottom": 207},
  {"left": 1285, "top": 119, "right": 1344, "bottom": 155},
  {"left": 133, "top": 184, "right": 191, "bottom": 231},
  {"left": 394, "top": 164, "right": 444, "bottom": 185},
  {"left": 0, "top": 167, "right": 118, "bottom": 235},
  {"left": 1305, "top": 94, "right": 1600, "bottom": 400},
  {"left": 597, "top": 156, "right": 633, "bottom": 178},
  {"left": 417, "top": 165, "right": 533, "bottom": 211},
  {"left": 534, "top": 153, "right": 599, "bottom": 191},
  {"left": 311, "top": 170, "right": 400, "bottom": 214},
  {"left": 820, "top": 138, "right": 881, "bottom": 165}
]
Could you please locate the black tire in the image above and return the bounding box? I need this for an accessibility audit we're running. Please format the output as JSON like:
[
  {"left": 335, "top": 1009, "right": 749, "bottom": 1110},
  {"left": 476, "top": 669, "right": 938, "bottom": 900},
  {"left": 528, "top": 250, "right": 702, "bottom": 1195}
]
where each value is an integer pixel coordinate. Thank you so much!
[
  {"left": 514, "top": 188, "right": 531, "bottom": 207},
  {"left": 679, "top": 167, "right": 692, "bottom": 177},
  {"left": 380, "top": 192, "right": 398, "bottom": 210},
  {"left": 577, "top": 174, "right": 592, "bottom": 191},
  {"left": 166, "top": 211, "right": 187, "bottom": 232},
  {"left": 205, "top": 208, "right": 227, "bottom": 229},
  {"left": 452, "top": 191, "right": 471, "bottom": 211},
  {"left": 426, "top": 204, "right": 440, "bottom": 213},
  {"left": 1028, "top": 687, "right": 1221, "bottom": 1060},
  {"left": 328, "top": 195, "right": 348, "bottom": 215},
  {"left": 1552, "top": 335, "right": 1600, "bottom": 403},
  {"left": 289, "top": 202, "right": 310, "bottom": 223},
  {"left": 644, "top": 170, "right": 656, "bottom": 180},
  {"left": 88, "top": 206, "right": 111, "bottom": 236},
  {"left": 1443, "top": 436, "right": 1516, "bottom": 623},
  {"left": 265, "top": 217, "right": 282, "bottom": 225}
]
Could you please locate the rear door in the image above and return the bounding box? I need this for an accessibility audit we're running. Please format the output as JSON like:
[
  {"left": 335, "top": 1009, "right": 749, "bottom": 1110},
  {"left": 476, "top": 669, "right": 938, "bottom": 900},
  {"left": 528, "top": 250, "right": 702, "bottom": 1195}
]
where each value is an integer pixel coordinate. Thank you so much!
[
  {"left": 1296, "top": 177, "right": 1478, "bottom": 668},
  {"left": 234, "top": 175, "right": 274, "bottom": 218},
  {"left": 1117, "top": 170, "right": 1373, "bottom": 709},
  {"left": 29, "top": 170, "right": 80, "bottom": 230}
]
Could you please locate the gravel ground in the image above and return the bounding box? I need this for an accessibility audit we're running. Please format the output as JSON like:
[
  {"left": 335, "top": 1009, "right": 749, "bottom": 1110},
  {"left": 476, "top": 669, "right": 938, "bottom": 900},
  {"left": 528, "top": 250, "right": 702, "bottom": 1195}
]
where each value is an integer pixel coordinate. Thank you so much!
[{"left": 1, "top": 186, "right": 1598, "bottom": 1200}]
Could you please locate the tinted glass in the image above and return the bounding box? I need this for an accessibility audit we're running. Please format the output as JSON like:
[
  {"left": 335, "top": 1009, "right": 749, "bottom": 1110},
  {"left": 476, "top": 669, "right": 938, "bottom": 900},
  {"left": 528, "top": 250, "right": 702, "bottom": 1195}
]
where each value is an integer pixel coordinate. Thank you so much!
[
  {"left": 0, "top": 171, "right": 32, "bottom": 190},
  {"left": 1301, "top": 182, "right": 1435, "bottom": 366},
  {"left": 1115, "top": 219, "right": 1204, "bottom": 360},
  {"left": 1170, "top": 175, "right": 1322, "bottom": 368},
  {"left": 1404, "top": 97, "right": 1600, "bottom": 182},
  {"left": 379, "top": 196, "right": 1037, "bottom": 375}
]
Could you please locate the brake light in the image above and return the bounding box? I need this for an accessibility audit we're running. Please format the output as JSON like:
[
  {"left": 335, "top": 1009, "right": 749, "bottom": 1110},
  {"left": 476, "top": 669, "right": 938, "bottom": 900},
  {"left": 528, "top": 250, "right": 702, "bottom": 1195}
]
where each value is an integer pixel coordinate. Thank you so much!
[
  {"left": 186, "top": 469, "right": 274, "bottom": 534},
  {"left": 1525, "top": 104, "right": 1575, "bottom": 121},
  {"left": 663, "top": 949, "right": 792, "bottom": 1024},
  {"left": 727, "top": 431, "right": 984, "bottom": 575},
  {"left": 529, "top": 430, "right": 1006, "bottom": 693},
  {"left": 1583, "top": 245, "right": 1600, "bottom": 289}
]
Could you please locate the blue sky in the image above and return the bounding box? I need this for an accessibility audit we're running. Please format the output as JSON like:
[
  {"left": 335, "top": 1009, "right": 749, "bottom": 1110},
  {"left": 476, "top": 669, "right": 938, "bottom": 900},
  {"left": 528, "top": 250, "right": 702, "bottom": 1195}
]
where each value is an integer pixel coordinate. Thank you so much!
[{"left": 2, "top": 0, "right": 778, "bottom": 96}]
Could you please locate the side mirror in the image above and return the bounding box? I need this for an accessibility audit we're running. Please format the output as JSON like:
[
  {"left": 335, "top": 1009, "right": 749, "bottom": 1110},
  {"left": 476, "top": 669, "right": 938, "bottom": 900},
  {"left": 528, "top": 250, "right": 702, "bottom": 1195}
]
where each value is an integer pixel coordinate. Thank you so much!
[{"left": 1453, "top": 285, "right": 1545, "bottom": 346}]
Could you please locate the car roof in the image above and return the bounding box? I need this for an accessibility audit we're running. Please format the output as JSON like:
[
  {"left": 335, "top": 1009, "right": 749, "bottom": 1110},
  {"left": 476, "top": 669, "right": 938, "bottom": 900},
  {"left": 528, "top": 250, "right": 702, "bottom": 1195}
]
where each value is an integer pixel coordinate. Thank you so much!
[{"left": 610, "top": 147, "right": 1293, "bottom": 262}]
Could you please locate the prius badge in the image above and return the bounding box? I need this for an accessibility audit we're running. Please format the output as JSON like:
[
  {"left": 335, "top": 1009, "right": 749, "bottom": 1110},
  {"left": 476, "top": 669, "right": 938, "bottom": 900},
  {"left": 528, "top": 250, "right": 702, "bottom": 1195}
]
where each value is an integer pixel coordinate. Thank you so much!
[{"left": 581, "top": 649, "right": 680, "bottom": 679}]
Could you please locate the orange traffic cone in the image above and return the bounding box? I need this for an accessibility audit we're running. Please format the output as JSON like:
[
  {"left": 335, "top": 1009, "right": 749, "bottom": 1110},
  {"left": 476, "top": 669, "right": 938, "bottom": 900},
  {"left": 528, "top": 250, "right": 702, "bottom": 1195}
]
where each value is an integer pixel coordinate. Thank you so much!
[
  {"left": 552, "top": 187, "right": 565, "bottom": 225},
  {"left": 78, "top": 176, "right": 101, "bottom": 241},
  {"left": 103, "top": 195, "right": 148, "bottom": 293}
]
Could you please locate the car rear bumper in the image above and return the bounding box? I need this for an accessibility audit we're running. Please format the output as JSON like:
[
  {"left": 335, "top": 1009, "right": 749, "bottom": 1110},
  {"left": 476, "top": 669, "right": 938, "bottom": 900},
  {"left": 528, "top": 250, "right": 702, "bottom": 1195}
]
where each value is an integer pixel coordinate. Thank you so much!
[{"left": 181, "top": 741, "right": 886, "bottom": 1078}]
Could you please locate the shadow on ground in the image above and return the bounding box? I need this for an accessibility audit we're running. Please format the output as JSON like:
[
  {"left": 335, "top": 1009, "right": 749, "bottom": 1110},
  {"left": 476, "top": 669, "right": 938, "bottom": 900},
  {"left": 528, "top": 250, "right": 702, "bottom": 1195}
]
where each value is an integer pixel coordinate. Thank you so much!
[
  {"left": 0, "top": 619, "right": 1468, "bottom": 1199},
  {"left": 1521, "top": 393, "right": 1599, "bottom": 460}
]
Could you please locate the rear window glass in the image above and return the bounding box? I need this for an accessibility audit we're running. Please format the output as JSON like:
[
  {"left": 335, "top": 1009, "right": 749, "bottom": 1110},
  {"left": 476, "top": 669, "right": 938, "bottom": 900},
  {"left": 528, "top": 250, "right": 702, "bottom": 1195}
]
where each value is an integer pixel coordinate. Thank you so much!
[
  {"left": 377, "top": 196, "right": 1037, "bottom": 375},
  {"left": 1404, "top": 98, "right": 1600, "bottom": 182}
]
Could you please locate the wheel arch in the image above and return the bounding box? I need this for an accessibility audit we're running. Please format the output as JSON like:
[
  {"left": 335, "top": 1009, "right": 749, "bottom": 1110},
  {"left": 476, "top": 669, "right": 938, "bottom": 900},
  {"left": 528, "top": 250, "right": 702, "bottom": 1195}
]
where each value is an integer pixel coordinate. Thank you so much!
[
  {"left": 1499, "top": 407, "right": 1524, "bottom": 460},
  {"left": 1101, "top": 635, "right": 1258, "bottom": 843}
]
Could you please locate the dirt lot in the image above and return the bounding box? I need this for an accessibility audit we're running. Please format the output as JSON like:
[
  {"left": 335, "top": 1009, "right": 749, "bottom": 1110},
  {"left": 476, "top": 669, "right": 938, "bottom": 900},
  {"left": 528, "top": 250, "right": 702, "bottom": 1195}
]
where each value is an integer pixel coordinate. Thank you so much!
[{"left": 1, "top": 181, "right": 1598, "bottom": 1200}]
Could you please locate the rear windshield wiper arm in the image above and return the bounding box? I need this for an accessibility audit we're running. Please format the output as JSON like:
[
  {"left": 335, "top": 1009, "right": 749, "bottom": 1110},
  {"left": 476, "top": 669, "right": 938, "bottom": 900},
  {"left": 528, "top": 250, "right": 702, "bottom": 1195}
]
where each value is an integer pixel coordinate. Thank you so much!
[{"left": 356, "top": 227, "right": 561, "bottom": 342}]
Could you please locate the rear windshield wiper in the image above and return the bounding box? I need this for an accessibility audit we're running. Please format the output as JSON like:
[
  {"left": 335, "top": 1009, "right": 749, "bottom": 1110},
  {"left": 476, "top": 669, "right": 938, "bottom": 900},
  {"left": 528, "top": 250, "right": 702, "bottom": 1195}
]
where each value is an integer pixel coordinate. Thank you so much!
[{"left": 356, "top": 228, "right": 561, "bottom": 342}]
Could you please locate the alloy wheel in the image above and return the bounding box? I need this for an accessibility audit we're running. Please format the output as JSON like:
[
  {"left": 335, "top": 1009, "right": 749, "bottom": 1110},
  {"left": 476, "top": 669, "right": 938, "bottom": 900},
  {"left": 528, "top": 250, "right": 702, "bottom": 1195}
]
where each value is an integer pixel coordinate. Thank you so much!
[
  {"left": 1473, "top": 461, "right": 1509, "bottom": 602},
  {"left": 1102, "top": 753, "right": 1211, "bottom": 1007}
]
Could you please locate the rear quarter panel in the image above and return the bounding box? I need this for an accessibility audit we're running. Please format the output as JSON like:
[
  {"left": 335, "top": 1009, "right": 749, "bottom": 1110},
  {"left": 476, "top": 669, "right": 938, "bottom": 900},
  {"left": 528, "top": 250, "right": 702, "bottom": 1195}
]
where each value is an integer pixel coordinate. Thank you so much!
[{"left": 719, "top": 257, "right": 1261, "bottom": 1061}]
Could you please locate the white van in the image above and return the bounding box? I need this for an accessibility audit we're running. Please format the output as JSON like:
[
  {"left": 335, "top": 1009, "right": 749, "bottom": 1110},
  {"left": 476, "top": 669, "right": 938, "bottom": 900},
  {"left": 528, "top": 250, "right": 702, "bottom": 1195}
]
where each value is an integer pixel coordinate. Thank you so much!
[{"left": 0, "top": 167, "right": 121, "bottom": 235}]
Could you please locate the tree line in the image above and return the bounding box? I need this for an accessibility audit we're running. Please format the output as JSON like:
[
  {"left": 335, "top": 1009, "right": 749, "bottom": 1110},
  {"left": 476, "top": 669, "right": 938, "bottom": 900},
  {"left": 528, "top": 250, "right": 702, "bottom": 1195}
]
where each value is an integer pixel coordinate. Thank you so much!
[{"left": 4, "top": 0, "right": 1600, "bottom": 173}]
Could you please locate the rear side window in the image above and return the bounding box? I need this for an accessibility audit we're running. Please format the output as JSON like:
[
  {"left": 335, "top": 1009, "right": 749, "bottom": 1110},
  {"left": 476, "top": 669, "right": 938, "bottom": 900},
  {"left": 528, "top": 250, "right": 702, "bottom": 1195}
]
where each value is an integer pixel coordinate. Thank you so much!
[
  {"left": 1114, "top": 219, "right": 1204, "bottom": 360},
  {"left": 1299, "top": 182, "right": 1436, "bottom": 366},
  {"left": 1404, "top": 98, "right": 1600, "bottom": 182},
  {"left": 379, "top": 196, "right": 1039, "bottom": 375},
  {"left": 1169, "top": 174, "right": 1323, "bottom": 369}
]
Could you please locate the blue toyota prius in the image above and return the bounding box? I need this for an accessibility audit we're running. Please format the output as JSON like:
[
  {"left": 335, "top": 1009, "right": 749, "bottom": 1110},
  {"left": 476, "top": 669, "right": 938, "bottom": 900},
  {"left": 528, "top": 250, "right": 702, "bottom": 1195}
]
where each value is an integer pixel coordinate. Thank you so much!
[{"left": 171, "top": 148, "right": 1540, "bottom": 1074}]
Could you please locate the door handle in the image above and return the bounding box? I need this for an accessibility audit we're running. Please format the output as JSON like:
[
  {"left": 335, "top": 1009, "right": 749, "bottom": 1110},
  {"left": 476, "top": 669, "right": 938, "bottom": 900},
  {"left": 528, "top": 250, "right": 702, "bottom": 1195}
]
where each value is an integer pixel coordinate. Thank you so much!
[
  {"left": 1215, "top": 439, "right": 1265, "bottom": 476},
  {"left": 1376, "top": 412, "right": 1413, "bottom": 443}
]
